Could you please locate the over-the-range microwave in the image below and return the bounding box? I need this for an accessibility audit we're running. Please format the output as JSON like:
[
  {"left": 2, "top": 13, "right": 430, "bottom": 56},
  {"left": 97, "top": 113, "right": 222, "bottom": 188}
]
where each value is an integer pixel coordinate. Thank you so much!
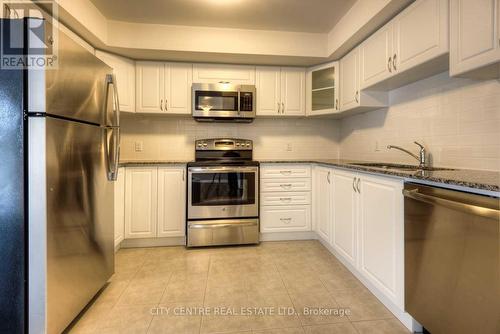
[{"left": 191, "top": 83, "right": 256, "bottom": 122}]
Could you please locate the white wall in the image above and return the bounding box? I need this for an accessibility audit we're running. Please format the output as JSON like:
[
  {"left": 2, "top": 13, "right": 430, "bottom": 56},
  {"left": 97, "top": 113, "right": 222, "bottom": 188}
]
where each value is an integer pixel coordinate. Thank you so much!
[
  {"left": 120, "top": 116, "right": 340, "bottom": 161},
  {"left": 339, "top": 72, "right": 500, "bottom": 171}
]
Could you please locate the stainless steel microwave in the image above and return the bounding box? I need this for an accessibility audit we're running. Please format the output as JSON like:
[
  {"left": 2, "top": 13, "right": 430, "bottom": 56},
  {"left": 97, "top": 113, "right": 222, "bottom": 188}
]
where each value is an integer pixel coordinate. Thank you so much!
[{"left": 191, "top": 83, "right": 256, "bottom": 122}]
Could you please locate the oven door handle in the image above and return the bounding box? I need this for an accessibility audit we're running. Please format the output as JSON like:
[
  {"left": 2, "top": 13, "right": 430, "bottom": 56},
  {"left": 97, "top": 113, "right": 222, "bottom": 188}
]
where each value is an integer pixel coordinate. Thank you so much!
[
  {"left": 188, "top": 166, "right": 259, "bottom": 173},
  {"left": 189, "top": 222, "right": 258, "bottom": 229}
]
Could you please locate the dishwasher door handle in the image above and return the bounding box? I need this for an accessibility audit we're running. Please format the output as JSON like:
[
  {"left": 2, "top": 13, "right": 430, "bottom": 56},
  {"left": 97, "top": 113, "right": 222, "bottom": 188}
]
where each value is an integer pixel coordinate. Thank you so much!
[{"left": 403, "top": 189, "right": 500, "bottom": 220}]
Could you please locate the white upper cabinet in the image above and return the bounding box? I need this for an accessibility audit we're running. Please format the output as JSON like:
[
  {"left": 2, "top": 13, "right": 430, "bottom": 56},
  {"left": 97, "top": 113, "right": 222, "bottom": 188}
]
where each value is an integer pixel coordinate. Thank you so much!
[
  {"left": 136, "top": 62, "right": 164, "bottom": 113},
  {"left": 359, "top": 0, "right": 449, "bottom": 91},
  {"left": 393, "top": 0, "right": 449, "bottom": 73},
  {"left": 124, "top": 167, "right": 158, "bottom": 239},
  {"left": 193, "top": 63, "right": 255, "bottom": 84},
  {"left": 256, "top": 67, "right": 305, "bottom": 117},
  {"left": 312, "top": 166, "right": 332, "bottom": 243},
  {"left": 331, "top": 170, "right": 358, "bottom": 267},
  {"left": 358, "top": 175, "right": 404, "bottom": 308},
  {"left": 450, "top": 0, "right": 500, "bottom": 78},
  {"left": 306, "top": 61, "right": 340, "bottom": 116},
  {"left": 136, "top": 62, "right": 192, "bottom": 114},
  {"left": 157, "top": 167, "right": 186, "bottom": 238},
  {"left": 360, "top": 23, "right": 394, "bottom": 90},
  {"left": 280, "top": 67, "right": 306, "bottom": 116},
  {"left": 340, "top": 48, "right": 361, "bottom": 111},
  {"left": 164, "top": 63, "right": 193, "bottom": 115},
  {"left": 95, "top": 50, "right": 136, "bottom": 113},
  {"left": 255, "top": 66, "right": 281, "bottom": 116}
]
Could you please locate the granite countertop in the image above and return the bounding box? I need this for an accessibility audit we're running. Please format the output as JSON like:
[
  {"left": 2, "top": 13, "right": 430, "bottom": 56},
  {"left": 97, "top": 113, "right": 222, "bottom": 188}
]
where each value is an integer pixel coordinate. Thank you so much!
[
  {"left": 119, "top": 159, "right": 500, "bottom": 192},
  {"left": 260, "top": 159, "right": 500, "bottom": 193}
]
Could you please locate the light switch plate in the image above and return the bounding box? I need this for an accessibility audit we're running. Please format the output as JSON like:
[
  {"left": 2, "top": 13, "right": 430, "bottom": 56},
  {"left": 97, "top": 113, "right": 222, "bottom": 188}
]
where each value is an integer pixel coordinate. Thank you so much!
[{"left": 134, "top": 141, "right": 143, "bottom": 152}]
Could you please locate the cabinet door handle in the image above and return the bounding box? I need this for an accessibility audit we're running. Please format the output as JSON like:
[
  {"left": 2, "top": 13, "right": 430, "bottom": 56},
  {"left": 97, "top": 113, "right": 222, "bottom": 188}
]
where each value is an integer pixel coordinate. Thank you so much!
[
  {"left": 165, "top": 99, "right": 168, "bottom": 111},
  {"left": 279, "top": 197, "right": 292, "bottom": 202},
  {"left": 280, "top": 217, "right": 292, "bottom": 224},
  {"left": 281, "top": 102, "right": 285, "bottom": 114},
  {"left": 277, "top": 102, "right": 281, "bottom": 114},
  {"left": 280, "top": 170, "right": 292, "bottom": 175},
  {"left": 327, "top": 171, "right": 331, "bottom": 184},
  {"left": 160, "top": 99, "right": 163, "bottom": 111},
  {"left": 335, "top": 98, "right": 339, "bottom": 110},
  {"left": 352, "top": 178, "right": 357, "bottom": 192},
  {"left": 356, "top": 178, "right": 361, "bottom": 193},
  {"left": 279, "top": 184, "right": 293, "bottom": 188},
  {"left": 393, "top": 54, "right": 397, "bottom": 71},
  {"left": 182, "top": 169, "right": 185, "bottom": 181},
  {"left": 355, "top": 91, "right": 359, "bottom": 103},
  {"left": 388, "top": 56, "right": 392, "bottom": 72}
]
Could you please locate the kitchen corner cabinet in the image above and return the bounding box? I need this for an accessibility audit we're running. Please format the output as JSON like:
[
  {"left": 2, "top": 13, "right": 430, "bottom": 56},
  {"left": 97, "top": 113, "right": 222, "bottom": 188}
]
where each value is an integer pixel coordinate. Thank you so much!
[
  {"left": 360, "top": 0, "right": 449, "bottom": 91},
  {"left": 306, "top": 62, "right": 340, "bottom": 116},
  {"left": 255, "top": 67, "right": 306, "bottom": 116},
  {"left": 114, "top": 167, "right": 125, "bottom": 247},
  {"left": 95, "top": 50, "right": 136, "bottom": 113},
  {"left": 124, "top": 166, "right": 186, "bottom": 240},
  {"left": 450, "top": 0, "right": 500, "bottom": 78},
  {"left": 136, "top": 62, "right": 192, "bottom": 114},
  {"left": 340, "top": 47, "right": 388, "bottom": 114},
  {"left": 312, "top": 166, "right": 332, "bottom": 241}
]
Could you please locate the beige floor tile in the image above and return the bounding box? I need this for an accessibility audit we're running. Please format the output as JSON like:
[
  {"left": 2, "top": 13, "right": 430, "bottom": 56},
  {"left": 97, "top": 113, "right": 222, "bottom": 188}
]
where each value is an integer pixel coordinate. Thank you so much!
[
  {"left": 93, "top": 281, "right": 131, "bottom": 307},
  {"left": 252, "top": 328, "right": 305, "bottom": 334},
  {"left": 161, "top": 274, "right": 207, "bottom": 303},
  {"left": 303, "top": 322, "right": 358, "bottom": 334},
  {"left": 148, "top": 301, "right": 203, "bottom": 334},
  {"left": 333, "top": 288, "right": 393, "bottom": 322},
  {"left": 247, "top": 294, "right": 301, "bottom": 331},
  {"left": 117, "top": 278, "right": 166, "bottom": 306},
  {"left": 319, "top": 269, "right": 364, "bottom": 293},
  {"left": 352, "top": 319, "right": 411, "bottom": 334},
  {"left": 200, "top": 299, "right": 254, "bottom": 334},
  {"left": 68, "top": 302, "right": 112, "bottom": 333},
  {"left": 205, "top": 283, "right": 247, "bottom": 303},
  {"left": 97, "top": 304, "right": 155, "bottom": 333}
]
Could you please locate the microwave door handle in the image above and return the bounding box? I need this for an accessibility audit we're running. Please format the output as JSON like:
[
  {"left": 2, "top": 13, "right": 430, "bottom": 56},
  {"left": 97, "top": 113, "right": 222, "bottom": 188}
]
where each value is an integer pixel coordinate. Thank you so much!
[{"left": 237, "top": 89, "right": 241, "bottom": 115}]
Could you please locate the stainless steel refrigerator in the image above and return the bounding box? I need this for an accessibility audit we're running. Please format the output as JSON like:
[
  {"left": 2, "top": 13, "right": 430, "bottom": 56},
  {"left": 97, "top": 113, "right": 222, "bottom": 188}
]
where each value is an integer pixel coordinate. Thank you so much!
[{"left": 0, "top": 18, "right": 120, "bottom": 333}]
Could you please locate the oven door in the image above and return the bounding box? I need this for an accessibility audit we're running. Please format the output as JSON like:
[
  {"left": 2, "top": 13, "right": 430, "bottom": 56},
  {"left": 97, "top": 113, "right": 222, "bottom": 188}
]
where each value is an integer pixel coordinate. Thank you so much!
[{"left": 188, "top": 166, "right": 259, "bottom": 220}]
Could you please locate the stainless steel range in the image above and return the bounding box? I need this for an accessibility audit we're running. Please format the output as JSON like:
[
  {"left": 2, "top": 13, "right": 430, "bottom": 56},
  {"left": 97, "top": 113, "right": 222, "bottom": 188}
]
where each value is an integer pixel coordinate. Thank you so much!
[{"left": 187, "top": 138, "right": 259, "bottom": 247}]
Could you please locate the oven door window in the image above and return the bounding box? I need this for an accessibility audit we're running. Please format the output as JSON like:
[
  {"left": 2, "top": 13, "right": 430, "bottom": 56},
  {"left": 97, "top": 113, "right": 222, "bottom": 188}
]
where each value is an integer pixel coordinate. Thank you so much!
[
  {"left": 194, "top": 91, "right": 238, "bottom": 112},
  {"left": 191, "top": 172, "right": 255, "bottom": 206}
]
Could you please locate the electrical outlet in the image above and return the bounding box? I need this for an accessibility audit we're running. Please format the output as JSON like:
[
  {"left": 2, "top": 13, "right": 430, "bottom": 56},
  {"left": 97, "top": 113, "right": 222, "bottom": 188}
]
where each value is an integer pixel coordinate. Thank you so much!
[
  {"left": 374, "top": 140, "right": 380, "bottom": 152},
  {"left": 286, "top": 143, "right": 293, "bottom": 152},
  {"left": 134, "top": 141, "right": 143, "bottom": 152}
]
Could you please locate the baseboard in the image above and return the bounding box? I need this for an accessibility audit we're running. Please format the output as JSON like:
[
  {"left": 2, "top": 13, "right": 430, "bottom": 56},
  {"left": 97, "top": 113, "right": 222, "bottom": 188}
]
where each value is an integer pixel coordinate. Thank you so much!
[
  {"left": 317, "top": 238, "right": 421, "bottom": 333},
  {"left": 259, "top": 231, "right": 317, "bottom": 241},
  {"left": 120, "top": 237, "right": 186, "bottom": 248}
]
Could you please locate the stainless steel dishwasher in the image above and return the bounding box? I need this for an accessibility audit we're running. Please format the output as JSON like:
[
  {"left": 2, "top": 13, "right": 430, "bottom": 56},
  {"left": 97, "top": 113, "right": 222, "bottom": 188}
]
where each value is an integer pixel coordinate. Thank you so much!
[{"left": 403, "top": 183, "right": 499, "bottom": 334}]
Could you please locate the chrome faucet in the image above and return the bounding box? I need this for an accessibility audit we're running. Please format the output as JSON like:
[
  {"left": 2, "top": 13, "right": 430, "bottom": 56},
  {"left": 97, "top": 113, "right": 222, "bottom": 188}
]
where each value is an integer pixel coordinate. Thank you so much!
[{"left": 387, "top": 142, "right": 426, "bottom": 167}]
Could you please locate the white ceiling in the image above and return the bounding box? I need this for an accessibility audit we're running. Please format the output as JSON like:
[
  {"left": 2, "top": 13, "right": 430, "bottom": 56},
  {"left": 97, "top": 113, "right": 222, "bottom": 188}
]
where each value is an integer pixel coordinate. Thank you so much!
[{"left": 89, "top": 0, "right": 356, "bottom": 33}]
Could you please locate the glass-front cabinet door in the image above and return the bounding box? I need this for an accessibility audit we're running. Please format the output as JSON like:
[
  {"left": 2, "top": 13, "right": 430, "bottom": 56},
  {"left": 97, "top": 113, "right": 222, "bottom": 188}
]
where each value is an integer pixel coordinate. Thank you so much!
[{"left": 306, "top": 61, "right": 340, "bottom": 116}]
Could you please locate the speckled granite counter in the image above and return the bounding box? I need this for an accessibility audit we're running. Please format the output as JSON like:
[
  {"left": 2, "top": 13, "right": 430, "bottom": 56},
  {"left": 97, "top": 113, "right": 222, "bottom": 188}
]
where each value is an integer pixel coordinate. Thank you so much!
[
  {"left": 119, "top": 159, "right": 500, "bottom": 193},
  {"left": 259, "top": 159, "right": 500, "bottom": 193},
  {"left": 119, "top": 160, "right": 189, "bottom": 167}
]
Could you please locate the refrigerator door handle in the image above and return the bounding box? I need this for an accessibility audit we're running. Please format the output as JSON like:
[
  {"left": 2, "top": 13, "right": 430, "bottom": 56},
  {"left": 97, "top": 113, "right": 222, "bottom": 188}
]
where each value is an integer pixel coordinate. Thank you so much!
[
  {"left": 104, "top": 127, "right": 120, "bottom": 181},
  {"left": 105, "top": 74, "right": 120, "bottom": 127}
]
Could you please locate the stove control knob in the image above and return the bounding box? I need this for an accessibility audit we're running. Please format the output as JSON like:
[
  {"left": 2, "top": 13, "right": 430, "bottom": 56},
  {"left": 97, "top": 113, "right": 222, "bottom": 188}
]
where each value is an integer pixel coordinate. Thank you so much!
[
  {"left": 197, "top": 143, "right": 202, "bottom": 147},
  {"left": 246, "top": 143, "right": 250, "bottom": 147},
  {"left": 203, "top": 143, "right": 208, "bottom": 148},
  {"left": 236, "top": 142, "right": 240, "bottom": 147}
]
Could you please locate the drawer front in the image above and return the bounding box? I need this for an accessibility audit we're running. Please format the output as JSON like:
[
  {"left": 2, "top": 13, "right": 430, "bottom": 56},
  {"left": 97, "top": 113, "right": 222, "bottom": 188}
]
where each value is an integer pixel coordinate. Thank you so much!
[
  {"left": 261, "top": 164, "right": 311, "bottom": 178},
  {"left": 261, "top": 205, "right": 311, "bottom": 232},
  {"left": 261, "top": 178, "right": 311, "bottom": 192},
  {"left": 261, "top": 192, "right": 311, "bottom": 206}
]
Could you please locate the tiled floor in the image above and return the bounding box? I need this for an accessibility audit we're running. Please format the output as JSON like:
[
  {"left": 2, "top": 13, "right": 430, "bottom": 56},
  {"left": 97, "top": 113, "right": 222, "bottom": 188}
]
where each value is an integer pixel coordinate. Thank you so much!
[{"left": 68, "top": 241, "right": 410, "bottom": 334}]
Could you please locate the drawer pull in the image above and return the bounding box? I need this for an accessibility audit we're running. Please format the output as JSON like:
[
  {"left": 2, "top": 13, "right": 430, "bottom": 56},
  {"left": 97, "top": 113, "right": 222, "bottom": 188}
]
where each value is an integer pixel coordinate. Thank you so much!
[
  {"left": 279, "top": 197, "right": 292, "bottom": 201},
  {"left": 280, "top": 170, "right": 292, "bottom": 175},
  {"left": 280, "top": 217, "right": 292, "bottom": 224},
  {"left": 279, "top": 184, "right": 292, "bottom": 188}
]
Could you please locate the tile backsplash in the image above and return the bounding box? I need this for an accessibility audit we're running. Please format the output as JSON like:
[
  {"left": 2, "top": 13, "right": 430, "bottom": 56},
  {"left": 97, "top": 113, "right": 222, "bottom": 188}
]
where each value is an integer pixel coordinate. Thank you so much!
[
  {"left": 120, "top": 72, "right": 500, "bottom": 171},
  {"left": 120, "top": 116, "right": 340, "bottom": 161},
  {"left": 339, "top": 72, "right": 500, "bottom": 171}
]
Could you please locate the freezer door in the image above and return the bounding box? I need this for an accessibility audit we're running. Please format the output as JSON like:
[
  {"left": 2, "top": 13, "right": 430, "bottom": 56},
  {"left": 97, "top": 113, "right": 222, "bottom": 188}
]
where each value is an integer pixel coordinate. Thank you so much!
[
  {"left": 44, "top": 117, "right": 114, "bottom": 334},
  {"left": 30, "top": 20, "right": 116, "bottom": 126}
]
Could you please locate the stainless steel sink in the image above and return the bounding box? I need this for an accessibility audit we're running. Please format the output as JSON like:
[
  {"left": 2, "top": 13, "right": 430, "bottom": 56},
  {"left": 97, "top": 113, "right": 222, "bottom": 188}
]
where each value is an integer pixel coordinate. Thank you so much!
[{"left": 349, "top": 162, "right": 455, "bottom": 172}]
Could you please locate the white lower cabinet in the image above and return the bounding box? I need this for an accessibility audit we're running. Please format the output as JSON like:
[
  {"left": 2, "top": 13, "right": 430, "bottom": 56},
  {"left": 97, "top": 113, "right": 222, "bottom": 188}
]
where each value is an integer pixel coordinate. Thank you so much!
[
  {"left": 260, "top": 164, "right": 312, "bottom": 233},
  {"left": 358, "top": 174, "right": 404, "bottom": 307},
  {"left": 114, "top": 167, "right": 125, "bottom": 247},
  {"left": 157, "top": 167, "right": 186, "bottom": 237},
  {"left": 331, "top": 170, "right": 358, "bottom": 267},
  {"left": 312, "top": 165, "right": 332, "bottom": 242},
  {"left": 124, "top": 166, "right": 186, "bottom": 240}
]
